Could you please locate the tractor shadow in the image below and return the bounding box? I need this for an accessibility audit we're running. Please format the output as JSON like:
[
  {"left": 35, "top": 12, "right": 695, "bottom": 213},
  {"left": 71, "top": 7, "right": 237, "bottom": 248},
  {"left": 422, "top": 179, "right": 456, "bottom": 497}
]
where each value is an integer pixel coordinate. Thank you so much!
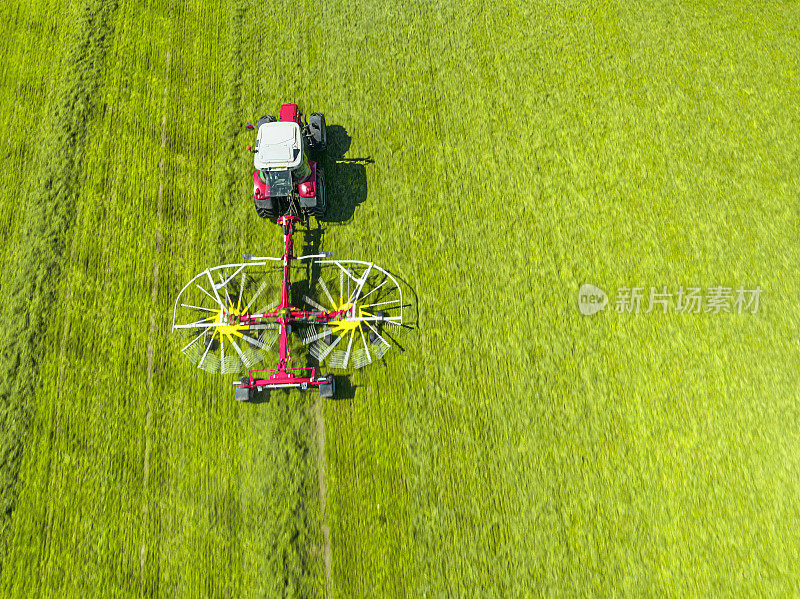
[{"left": 319, "top": 125, "right": 373, "bottom": 224}]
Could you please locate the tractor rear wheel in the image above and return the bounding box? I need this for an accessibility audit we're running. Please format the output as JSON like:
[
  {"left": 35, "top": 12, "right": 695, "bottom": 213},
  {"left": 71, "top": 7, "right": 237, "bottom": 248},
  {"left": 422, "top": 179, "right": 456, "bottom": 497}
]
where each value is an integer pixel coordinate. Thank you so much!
[
  {"left": 312, "top": 168, "right": 327, "bottom": 218},
  {"left": 256, "top": 206, "right": 277, "bottom": 220},
  {"left": 255, "top": 197, "right": 276, "bottom": 221}
]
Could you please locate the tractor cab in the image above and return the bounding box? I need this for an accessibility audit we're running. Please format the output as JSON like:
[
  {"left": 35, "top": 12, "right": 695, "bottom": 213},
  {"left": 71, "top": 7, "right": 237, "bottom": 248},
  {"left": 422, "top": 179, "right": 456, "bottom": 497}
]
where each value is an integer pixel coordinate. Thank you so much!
[
  {"left": 253, "top": 121, "right": 311, "bottom": 191},
  {"left": 248, "top": 103, "right": 327, "bottom": 221}
]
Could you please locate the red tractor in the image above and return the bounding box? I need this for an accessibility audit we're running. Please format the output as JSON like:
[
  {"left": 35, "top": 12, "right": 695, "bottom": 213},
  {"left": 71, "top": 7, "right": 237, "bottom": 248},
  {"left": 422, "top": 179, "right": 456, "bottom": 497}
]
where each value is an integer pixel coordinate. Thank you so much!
[{"left": 246, "top": 103, "right": 327, "bottom": 222}]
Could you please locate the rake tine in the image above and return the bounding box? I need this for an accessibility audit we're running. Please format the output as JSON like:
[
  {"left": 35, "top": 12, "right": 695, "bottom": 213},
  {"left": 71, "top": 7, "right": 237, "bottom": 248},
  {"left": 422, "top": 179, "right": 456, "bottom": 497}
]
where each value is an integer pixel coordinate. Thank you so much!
[
  {"left": 302, "top": 327, "right": 331, "bottom": 346},
  {"left": 374, "top": 337, "right": 391, "bottom": 359},
  {"left": 247, "top": 323, "right": 279, "bottom": 330},
  {"left": 361, "top": 299, "right": 401, "bottom": 310},
  {"left": 228, "top": 337, "right": 249, "bottom": 366},
  {"left": 217, "top": 265, "right": 246, "bottom": 289},
  {"left": 359, "top": 279, "right": 387, "bottom": 303},
  {"left": 318, "top": 277, "right": 335, "bottom": 308},
  {"left": 342, "top": 332, "right": 354, "bottom": 369},
  {"left": 334, "top": 262, "right": 360, "bottom": 283},
  {"left": 205, "top": 270, "right": 227, "bottom": 311},
  {"left": 255, "top": 300, "right": 280, "bottom": 315},
  {"left": 303, "top": 294, "right": 327, "bottom": 312},
  {"left": 359, "top": 327, "right": 372, "bottom": 367},
  {"left": 180, "top": 330, "right": 206, "bottom": 353},
  {"left": 241, "top": 333, "right": 267, "bottom": 350},
  {"left": 301, "top": 324, "right": 319, "bottom": 344},
  {"left": 317, "top": 334, "right": 343, "bottom": 362},
  {"left": 238, "top": 271, "right": 246, "bottom": 311},
  {"left": 364, "top": 320, "right": 388, "bottom": 347},
  {"left": 261, "top": 330, "right": 279, "bottom": 351},
  {"left": 347, "top": 263, "right": 373, "bottom": 306},
  {"left": 181, "top": 303, "right": 217, "bottom": 313},
  {"left": 196, "top": 283, "right": 226, "bottom": 311},
  {"left": 218, "top": 272, "right": 233, "bottom": 306},
  {"left": 198, "top": 334, "right": 213, "bottom": 369},
  {"left": 244, "top": 280, "right": 268, "bottom": 313}
]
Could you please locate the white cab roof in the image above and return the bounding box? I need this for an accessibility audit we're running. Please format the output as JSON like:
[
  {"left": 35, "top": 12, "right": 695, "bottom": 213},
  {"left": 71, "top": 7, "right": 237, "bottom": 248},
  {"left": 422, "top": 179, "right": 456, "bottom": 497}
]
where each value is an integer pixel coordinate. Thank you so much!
[{"left": 253, "top": 121, "right": 303, "bottom": 170}]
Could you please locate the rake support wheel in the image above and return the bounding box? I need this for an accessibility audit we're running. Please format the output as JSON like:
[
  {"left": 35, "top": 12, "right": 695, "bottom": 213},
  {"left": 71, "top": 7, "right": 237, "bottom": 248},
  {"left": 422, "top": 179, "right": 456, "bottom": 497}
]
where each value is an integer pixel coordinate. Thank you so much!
[
  {"left": 236, "top": 377, "right": 253, "bottom": 402},
  {"left": 319, "top": 374, "right": 335, "bottom": 398}
]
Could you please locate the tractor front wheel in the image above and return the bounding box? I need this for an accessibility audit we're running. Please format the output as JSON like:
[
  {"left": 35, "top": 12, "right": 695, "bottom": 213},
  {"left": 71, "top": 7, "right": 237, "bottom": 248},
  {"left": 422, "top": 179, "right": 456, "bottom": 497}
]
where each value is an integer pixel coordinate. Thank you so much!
[
  {"left": 308, "top": 113, "right": 327, "bottom": 154},
  {"left": 257, "top": 114, "right": 276, "bottom": 128}
]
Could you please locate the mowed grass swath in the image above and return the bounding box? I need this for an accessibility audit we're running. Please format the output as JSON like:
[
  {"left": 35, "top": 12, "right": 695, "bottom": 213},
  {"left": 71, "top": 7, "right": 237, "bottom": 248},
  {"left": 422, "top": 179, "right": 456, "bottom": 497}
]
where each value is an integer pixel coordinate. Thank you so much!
[
  {"left": 0, "top": 0, "right": 798, "bottom": 596},
  {"left": 0, "top": 0, "right": 120, "bottom": 567},
  {"left": 0, "top": 1, "right": 71, "bottom": 524}
]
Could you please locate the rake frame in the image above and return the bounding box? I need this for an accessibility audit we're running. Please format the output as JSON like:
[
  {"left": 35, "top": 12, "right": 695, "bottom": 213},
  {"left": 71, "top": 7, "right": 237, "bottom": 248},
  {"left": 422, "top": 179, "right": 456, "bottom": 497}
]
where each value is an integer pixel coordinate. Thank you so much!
[{"left": 173, "top": 215, "right": 400, "bottom": 399}]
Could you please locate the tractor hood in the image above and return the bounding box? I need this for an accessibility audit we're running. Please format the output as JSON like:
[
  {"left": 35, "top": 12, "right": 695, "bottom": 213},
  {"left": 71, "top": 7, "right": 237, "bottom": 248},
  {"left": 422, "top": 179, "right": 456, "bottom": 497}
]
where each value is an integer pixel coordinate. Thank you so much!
[{"left": 253, "top": 121, "right": 303, "bottom": 170}]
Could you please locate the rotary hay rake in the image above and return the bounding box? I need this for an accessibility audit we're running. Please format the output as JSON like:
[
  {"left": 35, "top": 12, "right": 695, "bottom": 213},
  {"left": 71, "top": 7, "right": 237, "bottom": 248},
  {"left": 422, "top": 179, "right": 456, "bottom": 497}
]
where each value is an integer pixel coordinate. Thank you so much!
[{"left": 171, "top": 215, "right": 403, "bottom": 401}]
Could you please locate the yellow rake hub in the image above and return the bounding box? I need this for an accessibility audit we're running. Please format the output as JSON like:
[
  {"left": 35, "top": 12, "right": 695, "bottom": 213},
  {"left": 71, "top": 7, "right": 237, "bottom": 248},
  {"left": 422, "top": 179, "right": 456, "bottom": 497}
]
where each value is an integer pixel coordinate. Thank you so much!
[
  {"left": 330, "top": 303, "right": 373, "bottom": 334},
  {"left": 215, "top": 305, "right": 249, "bottom": 339},
  {"left": 331, "top": 319, "right": 360, "bottom": 334}
]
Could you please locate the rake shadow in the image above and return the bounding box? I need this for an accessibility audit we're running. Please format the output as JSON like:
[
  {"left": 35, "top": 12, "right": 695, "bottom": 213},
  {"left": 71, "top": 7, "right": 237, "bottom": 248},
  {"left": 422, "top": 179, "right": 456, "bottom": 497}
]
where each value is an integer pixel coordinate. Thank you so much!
[{"left": 331, "top": 375, "right": 357, "bottom": 401}]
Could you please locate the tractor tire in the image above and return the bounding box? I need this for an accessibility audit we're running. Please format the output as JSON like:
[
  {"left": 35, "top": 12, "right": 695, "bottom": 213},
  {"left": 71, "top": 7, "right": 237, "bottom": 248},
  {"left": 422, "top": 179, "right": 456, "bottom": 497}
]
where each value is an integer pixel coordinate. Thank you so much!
[
  {"left": 319, "top": 374, "right": 335, "bottom": 399},
  {"left": 312, "top": 168, "right": 327, "bottom": 218},
  {"left": 308, "top": 113, "right": 327, "bottom": 153},
  {"left": 255, "top": 206, "right": 277, "bottom": 221},
  {"left": 255, "top": 197, "right": 276, "bottom": 221},
  {"left": 257, "top": 114, "right": 277, "bottom": 128}
]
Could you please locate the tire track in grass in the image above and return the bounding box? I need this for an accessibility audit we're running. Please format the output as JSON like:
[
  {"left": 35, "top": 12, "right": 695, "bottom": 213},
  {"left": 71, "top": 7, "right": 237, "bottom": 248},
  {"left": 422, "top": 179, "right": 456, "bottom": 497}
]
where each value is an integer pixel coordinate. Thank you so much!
[
  {"left": 141, "top": 3, "right": 173, "bottom": 587},
  {"left": 0, "top": 0, "right": 118, "bottom": 571},
  {"left": 313, "top": 397, "right": 332, "bottom": 599}
]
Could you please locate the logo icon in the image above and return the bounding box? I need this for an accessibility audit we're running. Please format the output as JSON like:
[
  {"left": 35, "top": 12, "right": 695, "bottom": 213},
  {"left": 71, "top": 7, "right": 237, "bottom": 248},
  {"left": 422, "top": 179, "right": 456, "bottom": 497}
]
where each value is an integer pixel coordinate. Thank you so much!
[{"left": 578, "top": 284, "right": 608, "bottom": 316}]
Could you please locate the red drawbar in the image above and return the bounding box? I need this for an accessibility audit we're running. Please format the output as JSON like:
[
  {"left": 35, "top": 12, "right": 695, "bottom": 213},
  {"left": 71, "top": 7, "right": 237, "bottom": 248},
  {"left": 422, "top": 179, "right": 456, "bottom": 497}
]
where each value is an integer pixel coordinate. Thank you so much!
[{"left": 279, "top": 103, "right": 299, "bottom": 123}]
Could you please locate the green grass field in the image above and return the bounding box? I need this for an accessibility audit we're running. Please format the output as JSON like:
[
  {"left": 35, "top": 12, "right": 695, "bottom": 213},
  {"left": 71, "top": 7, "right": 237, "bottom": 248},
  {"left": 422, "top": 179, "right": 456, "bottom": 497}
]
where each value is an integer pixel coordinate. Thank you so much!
[{"left": 0, "top": 0, "right": 799, "bottom": 596}]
